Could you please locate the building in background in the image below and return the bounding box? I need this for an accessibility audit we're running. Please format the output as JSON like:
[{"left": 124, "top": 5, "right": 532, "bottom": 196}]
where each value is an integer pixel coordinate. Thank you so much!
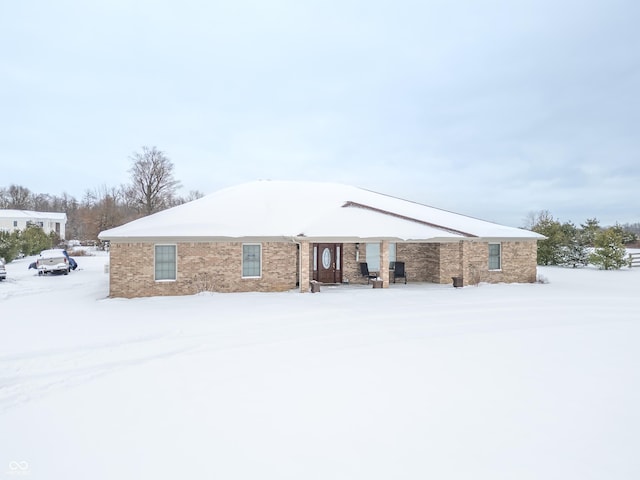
[{"left": 0, "top": 210, "right": 67, "bottom": 239}]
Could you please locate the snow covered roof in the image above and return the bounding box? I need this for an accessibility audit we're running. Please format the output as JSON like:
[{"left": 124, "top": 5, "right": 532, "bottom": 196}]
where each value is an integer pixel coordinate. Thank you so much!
[
  {"left": 99, "top": 180, "right": 543, "bottom": 242},
  {"left": 0, "top": 209, "right": 67, "bottom": 221}
]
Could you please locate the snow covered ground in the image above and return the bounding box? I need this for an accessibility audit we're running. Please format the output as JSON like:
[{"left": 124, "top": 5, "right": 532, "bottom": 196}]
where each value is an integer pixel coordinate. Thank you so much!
[{"left": 1, "top": 251, "right": 639, "bottom": 479}]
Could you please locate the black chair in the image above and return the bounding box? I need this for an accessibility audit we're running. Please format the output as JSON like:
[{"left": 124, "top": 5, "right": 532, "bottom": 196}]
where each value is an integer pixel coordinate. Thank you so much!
[
  {"left": 359, "top": 262, "right": 377, "bottom": 284},
  {"left": 392, "top": 261, "right": 407, "bottom": 284}
]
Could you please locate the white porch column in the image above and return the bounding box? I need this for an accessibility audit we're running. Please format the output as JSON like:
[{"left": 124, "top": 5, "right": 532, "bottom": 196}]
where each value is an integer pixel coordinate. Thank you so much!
[
  {"left": 299, "top": 241, "right": 310, "bottom": 293},
  {"left": 380, "top": 240, "right": 390, "bottom": 288}
]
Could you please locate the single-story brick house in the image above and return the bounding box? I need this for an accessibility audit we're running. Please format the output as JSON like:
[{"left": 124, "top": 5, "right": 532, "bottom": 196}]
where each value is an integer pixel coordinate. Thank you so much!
[{"left": 98, "top": 180, "right": 543, "bottom": 298}]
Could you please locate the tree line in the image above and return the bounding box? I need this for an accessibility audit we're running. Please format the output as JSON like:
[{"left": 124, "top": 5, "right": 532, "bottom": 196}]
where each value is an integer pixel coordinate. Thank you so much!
[
  {"left": 1, "top": 147, "right": 203, "bottom": 260},
  {"left": 526, "top": 211, "right": 638, "bottom": 270},
  {"left": 2, "top": 149, "right": 639, "bottom": 270}
]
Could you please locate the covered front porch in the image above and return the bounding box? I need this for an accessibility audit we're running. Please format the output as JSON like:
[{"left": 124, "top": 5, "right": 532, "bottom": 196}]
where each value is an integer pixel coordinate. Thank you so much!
[
  {"left": 298, "top": 240, "right": 463, "bottom": 292},
  {"left": 297, "top": 239, "right": 538, "bottom": 292}
]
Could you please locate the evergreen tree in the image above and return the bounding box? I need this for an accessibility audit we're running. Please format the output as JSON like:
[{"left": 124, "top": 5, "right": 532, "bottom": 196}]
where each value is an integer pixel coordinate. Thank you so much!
[
  {"left": 559, "top": 222, "right": 589, "bottom": 268},
  {"left": 531, "top": 211, "right": 565, "bottom": 265},
  {"left": 589, "top": 227, "right": 628, "bottom": 270},
  {"left": 0, "top": 230, "right": 21, "bottom": 262},
  {"left": 19, "top": 225, "right": 53, "bottom": 256},
  {"left": 621, "top": 222, "right": 640, "bottom": 239},
  {"left": 614, "top": 224, "right": 638, "bottom": 245},
  {"left": 580, "top": 218, "right": 600, "bottom": 246}
]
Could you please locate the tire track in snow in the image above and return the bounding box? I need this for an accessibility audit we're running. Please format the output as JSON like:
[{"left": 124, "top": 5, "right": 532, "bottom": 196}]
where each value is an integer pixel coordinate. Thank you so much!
[{"left": 0, "top": 333, "right": 198, "bottom": 414}]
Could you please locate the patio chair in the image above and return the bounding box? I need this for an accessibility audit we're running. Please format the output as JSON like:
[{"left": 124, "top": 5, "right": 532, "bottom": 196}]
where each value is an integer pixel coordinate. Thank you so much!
[
  {"left": 392, "top": 261, "right": 407, "bottom": 284},
  {"left": 359, "top": 262, "right": 377, "bottom": 284}
]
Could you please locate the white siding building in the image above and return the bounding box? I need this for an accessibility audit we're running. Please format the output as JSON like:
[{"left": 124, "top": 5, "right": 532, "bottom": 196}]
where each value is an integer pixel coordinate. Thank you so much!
[{"left": 0, "top": 210, "right": 67, "bottom": 239}]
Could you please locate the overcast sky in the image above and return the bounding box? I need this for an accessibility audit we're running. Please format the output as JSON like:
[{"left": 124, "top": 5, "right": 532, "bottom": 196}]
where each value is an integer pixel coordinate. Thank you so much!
[{"left": 2, "top": 0, "right": 638, "bottom": 227}]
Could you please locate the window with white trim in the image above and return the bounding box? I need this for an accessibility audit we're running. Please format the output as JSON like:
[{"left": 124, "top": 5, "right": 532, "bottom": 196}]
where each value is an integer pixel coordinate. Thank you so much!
[
  {"left": 366, "top": 242, "right": 397, "bottom": 271},
  {"left": 389, "top": 243, "right": 396, "bottom": 264},
  {"left": 242, "top": 244, "right": 261, "bottom": 278},
  {"left": 155, "top": 245, "right": 177, "bottom": 281},
  {"left": 365, "top": 243, "right": 380, "bottom": 271},
  {"left": 488, "top": 243, "right": 501, "bottom": 270}
]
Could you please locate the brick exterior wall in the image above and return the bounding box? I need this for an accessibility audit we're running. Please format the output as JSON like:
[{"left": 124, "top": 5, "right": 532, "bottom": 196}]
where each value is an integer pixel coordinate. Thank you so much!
[
  {"left": 342, "top": 243, "right": 367, "bottom": 284},
  {"left": 109, "top": 241, "right": 298, "bottom": 298},
  {"left": 338, "top": 240, "right": 538, "bottom": 286},
  {"left": 463, "top": 240, "right": 538, "bottom": 285},
  {"left": 338, "top": 243, "right": 387, "bottom": 285},
  {"left": 109, "top": 239, "right": 538, "bottom": 297},
  {"left": 342, "top": 243, "right": 449, "bottom": 284}
]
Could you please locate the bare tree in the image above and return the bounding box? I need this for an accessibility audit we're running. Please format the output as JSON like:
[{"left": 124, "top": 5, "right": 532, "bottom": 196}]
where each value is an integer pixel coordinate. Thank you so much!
[
  {"left": 93, "top": 186, "right": 127, "bottom": 236},
  {"left": 172, "top": 189, "right": 205, "bottom": 206},
  {"left": 56, "top": 192, "right": 81, "bottom": 240},
  {"left": 76, "top": 186, "right": 131, "bottom": 241},
  {"left": 126, "top": 146, "right": 181, "bottom": 216},
  {"left": 33, "top": 193, "right": 54, "bottom": 211},
  {"left": 4, "top": 185, "right": 33, "bottom": 209}
]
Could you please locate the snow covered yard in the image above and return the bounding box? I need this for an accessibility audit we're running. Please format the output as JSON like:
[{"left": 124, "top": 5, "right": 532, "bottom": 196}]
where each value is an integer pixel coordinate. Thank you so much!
[{"left": 1, "top": 252, "right": 639, "bottom": 479}]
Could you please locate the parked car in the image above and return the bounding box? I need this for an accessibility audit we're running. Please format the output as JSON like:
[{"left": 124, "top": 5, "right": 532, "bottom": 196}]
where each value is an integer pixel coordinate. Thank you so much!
[
  {"left": 0, "top": 258, "right": 6, "bottom": 281},
  {"left": 36, "top": 249, "right": 71, "bottom": 275}
]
